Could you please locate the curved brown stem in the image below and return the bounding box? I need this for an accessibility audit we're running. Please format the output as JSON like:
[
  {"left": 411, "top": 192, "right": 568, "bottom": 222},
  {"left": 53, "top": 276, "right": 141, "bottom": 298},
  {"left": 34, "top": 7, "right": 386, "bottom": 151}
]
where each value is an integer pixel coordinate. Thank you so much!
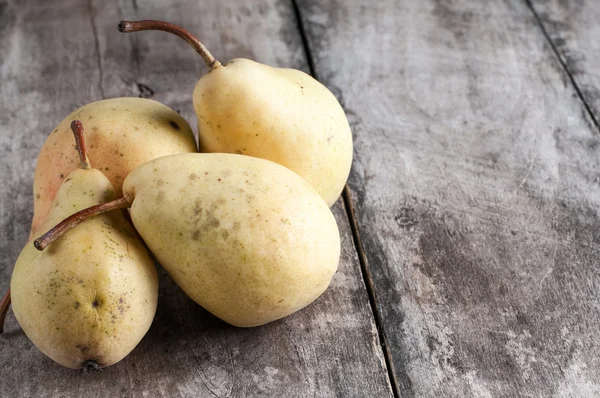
[
  {"left": 0, "top": 288, "right": 11, "bottom": 334},
  {"left": 34, "top": 197, "right": 130, "bottom": 251},
  {"left": 71, "top": 120, "right": 91, "bottom": 170},
  {"left": 118, "top": 20, "right": 221, "bottom": 69}
]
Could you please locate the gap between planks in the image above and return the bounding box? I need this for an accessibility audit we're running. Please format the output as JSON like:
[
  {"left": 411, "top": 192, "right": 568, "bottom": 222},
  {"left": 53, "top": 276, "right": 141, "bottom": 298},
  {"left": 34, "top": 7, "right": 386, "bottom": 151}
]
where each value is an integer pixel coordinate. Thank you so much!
[
  {"left": 524, "top": 0, "right": 600, "bottom": 132},
  {"left": 290, "top": 1, "right": 401, "bottom": 397}
]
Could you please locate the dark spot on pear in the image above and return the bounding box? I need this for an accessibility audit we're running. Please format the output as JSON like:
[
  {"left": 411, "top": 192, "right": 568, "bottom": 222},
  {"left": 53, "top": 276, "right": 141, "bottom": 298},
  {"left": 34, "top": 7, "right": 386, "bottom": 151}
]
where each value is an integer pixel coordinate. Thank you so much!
[
  {"left": 191, "top": 230, "right": 200, "bottom": 240},
  {"left": 169, "top": 120, "right": 180, "bottom": 130},
  {"left": 222, "top": 230, "right": 229, "bottom": 240},
  {"left": 74, "top": 301, "right": 80, "bottom": 309},
  {"left": 91, "top": 299, "right": 101, "bottom": 308},
  {"left": 189, "top": 173, "right": 198, "bottom": 180},
  {"left": 193, "top": 199, "right": 203, "bottom": 215},
  {"left": 59, "top": 173, "right": 64, "bottom": 178},
  {"left": 81, "top": 360, "right": 102, "bottom": 374}
]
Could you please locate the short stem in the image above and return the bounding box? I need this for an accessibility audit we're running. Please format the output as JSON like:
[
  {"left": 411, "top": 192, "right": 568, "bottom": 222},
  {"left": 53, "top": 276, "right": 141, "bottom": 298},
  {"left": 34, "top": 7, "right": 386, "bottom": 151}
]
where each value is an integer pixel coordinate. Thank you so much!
[
  {"left": 0, "top": 288, "right": 10, "bottom": 334},
  {"left": 71, "top": 120, "right": 91, "bottom": 170},
  {"left": 118, "top": 20, "right": 221, "bottom": 69},
  {"left": 34, "top": 197, "right": 130, "bottom": 251}
]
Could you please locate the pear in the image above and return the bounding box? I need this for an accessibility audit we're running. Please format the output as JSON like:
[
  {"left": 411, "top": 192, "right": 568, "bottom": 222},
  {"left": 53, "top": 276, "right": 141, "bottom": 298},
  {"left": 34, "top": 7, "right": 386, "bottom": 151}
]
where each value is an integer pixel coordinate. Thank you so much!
[
  {"left": 118, "top": 21, "right": 353, "bottom": 207},
  {"left": 36, "top": 153, "right": 340, "bottom": 327},
  {"left": 10, "top": 121, "right": 158, "bottom": 369},
  {"left": 32, "top": 97, "right": 197, "bottom": 236}
]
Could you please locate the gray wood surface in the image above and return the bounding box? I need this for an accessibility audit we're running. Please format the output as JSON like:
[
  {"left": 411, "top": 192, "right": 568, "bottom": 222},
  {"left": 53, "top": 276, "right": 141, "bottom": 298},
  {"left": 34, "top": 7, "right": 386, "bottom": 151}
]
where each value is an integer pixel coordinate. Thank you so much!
[
  {"left": 296, "top": 0, "right": 600, "bottom": 396},
  {"left": 5, "top": 0, "right": 600, "bottom": 396},
  {"left": 529, "top": 0, "right": 600, "bottom": 128},
  {"left": 0, "top": 0, "right": 392, "bottom": 397}
]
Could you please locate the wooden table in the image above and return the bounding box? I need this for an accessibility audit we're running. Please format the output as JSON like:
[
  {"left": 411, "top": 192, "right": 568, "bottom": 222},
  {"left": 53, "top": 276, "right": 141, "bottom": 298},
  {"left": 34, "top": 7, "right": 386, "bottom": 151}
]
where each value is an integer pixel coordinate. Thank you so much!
[{"left": 1, "top": 0, "right": 599, "bottom": 396}]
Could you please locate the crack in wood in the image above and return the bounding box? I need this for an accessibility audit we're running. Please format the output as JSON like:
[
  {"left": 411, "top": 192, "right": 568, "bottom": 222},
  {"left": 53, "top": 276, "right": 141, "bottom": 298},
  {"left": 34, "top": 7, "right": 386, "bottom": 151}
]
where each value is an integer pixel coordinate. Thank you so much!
[
  {"left": 290, "top": 1, "right": 401, "bottom": 396},
  {"left": 87, "top": 0, "right": 105, "bottom": 99},
  {"left": 342, "top": 186, "right": 405, "bottom": 398},
  {"left": 524, "top": 0, "right": 600, "bottom": 133}
]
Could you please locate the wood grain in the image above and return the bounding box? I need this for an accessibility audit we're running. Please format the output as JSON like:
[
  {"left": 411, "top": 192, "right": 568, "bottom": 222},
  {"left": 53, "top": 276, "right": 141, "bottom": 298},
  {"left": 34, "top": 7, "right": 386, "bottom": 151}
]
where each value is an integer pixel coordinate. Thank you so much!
[
  {"left": 528, "top": 0, "right": 600, "bottom": 128},
  {"left": 296, "top": 0, "right": 600, "bottom": 396},
  {"left": 0, "top": 0, "right": 392, "bottom": 396}
]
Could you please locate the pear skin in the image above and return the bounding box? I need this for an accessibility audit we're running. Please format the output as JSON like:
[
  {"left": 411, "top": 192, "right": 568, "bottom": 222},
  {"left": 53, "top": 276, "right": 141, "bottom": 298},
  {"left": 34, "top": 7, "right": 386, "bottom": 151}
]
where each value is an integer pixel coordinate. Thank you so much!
[
  {"left": 119, "top": 21, "right": 352, "bottom": 207},
  {"left": 121, "top": 153, "right": 340, "bottom": 327},
  {"left": 32, "top": 97, "right": 197, "bottom": 236},
  {"left": 194, "top": 59, "right": 353, "bottom": 207},
  {"left": 11, "top": 122, "right": 158, "bottom": 369}
]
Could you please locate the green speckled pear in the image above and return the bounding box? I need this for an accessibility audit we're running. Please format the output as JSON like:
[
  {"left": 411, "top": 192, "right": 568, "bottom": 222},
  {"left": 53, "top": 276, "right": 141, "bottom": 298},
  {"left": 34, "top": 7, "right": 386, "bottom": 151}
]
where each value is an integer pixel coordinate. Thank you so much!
[
  {"left": 121, "top": 154, "right": 341, "bottom": 326},
  {"left": 37, "top": 153, "right": 341, "bottom": 327},
  {"left": 11, "top": 121, "right": 158, "bottom": 370},
  {"left": 119, "top": 20, "right": 353, "bottom": 206}
]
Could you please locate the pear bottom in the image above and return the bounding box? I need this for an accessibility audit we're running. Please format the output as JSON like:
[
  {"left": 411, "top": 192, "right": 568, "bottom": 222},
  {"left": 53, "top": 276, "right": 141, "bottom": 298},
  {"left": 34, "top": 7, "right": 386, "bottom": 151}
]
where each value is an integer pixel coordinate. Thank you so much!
[{"left": 12, "top": 169, "right": 158, "bottom": 369}]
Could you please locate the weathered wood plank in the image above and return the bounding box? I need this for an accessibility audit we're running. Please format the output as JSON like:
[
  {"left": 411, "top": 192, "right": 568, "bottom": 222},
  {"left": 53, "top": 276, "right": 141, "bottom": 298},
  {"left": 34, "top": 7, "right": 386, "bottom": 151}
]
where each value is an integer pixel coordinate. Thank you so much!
[
  {"left": 297, "top": 0, "right": 600, "bottom": 396},
  {"left": 0, "top": 0, "right": 392, "bottom": 396},
  {"left": 528, "top": 0, "right": 600, "bottom": 127}
]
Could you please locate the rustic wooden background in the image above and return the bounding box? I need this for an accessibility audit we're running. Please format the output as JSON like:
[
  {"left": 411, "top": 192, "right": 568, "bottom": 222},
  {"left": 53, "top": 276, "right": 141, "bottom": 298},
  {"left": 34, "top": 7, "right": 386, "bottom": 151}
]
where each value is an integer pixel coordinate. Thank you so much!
[{"left": 1, "top": 0, "right": 600, "bottom": 397}]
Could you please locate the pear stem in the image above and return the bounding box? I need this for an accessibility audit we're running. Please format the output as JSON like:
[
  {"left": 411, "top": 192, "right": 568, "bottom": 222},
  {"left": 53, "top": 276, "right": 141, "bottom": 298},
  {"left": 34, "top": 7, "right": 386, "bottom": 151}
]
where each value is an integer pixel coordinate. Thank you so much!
[
  {"left": 0, "top": 288, "right": 10, "bottom": 334},
  {"left": 34, "top": 197, "right": 130, "bottom": 251},
  {"left": 71, "top": 120, "right": 91, "bottom": 170},
  {"left": 118, "top": 20, "right": 221, "bottom": 69}
]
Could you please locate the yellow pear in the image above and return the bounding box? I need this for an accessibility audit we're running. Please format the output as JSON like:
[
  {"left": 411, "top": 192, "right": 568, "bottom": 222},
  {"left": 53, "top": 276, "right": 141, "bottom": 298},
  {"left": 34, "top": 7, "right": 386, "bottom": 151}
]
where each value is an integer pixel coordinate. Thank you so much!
[
  {"left": 32, "top": 97, "right": 197, "bottom": 236},
  {"left": 36, "top": 153, "right": 340, "bottom": 327},
  {"left": 119, "top": 21, "right": 353, "bottom": 206},
  {"left": 11, "top": 121, "right": 158, "bottom": 370}
]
